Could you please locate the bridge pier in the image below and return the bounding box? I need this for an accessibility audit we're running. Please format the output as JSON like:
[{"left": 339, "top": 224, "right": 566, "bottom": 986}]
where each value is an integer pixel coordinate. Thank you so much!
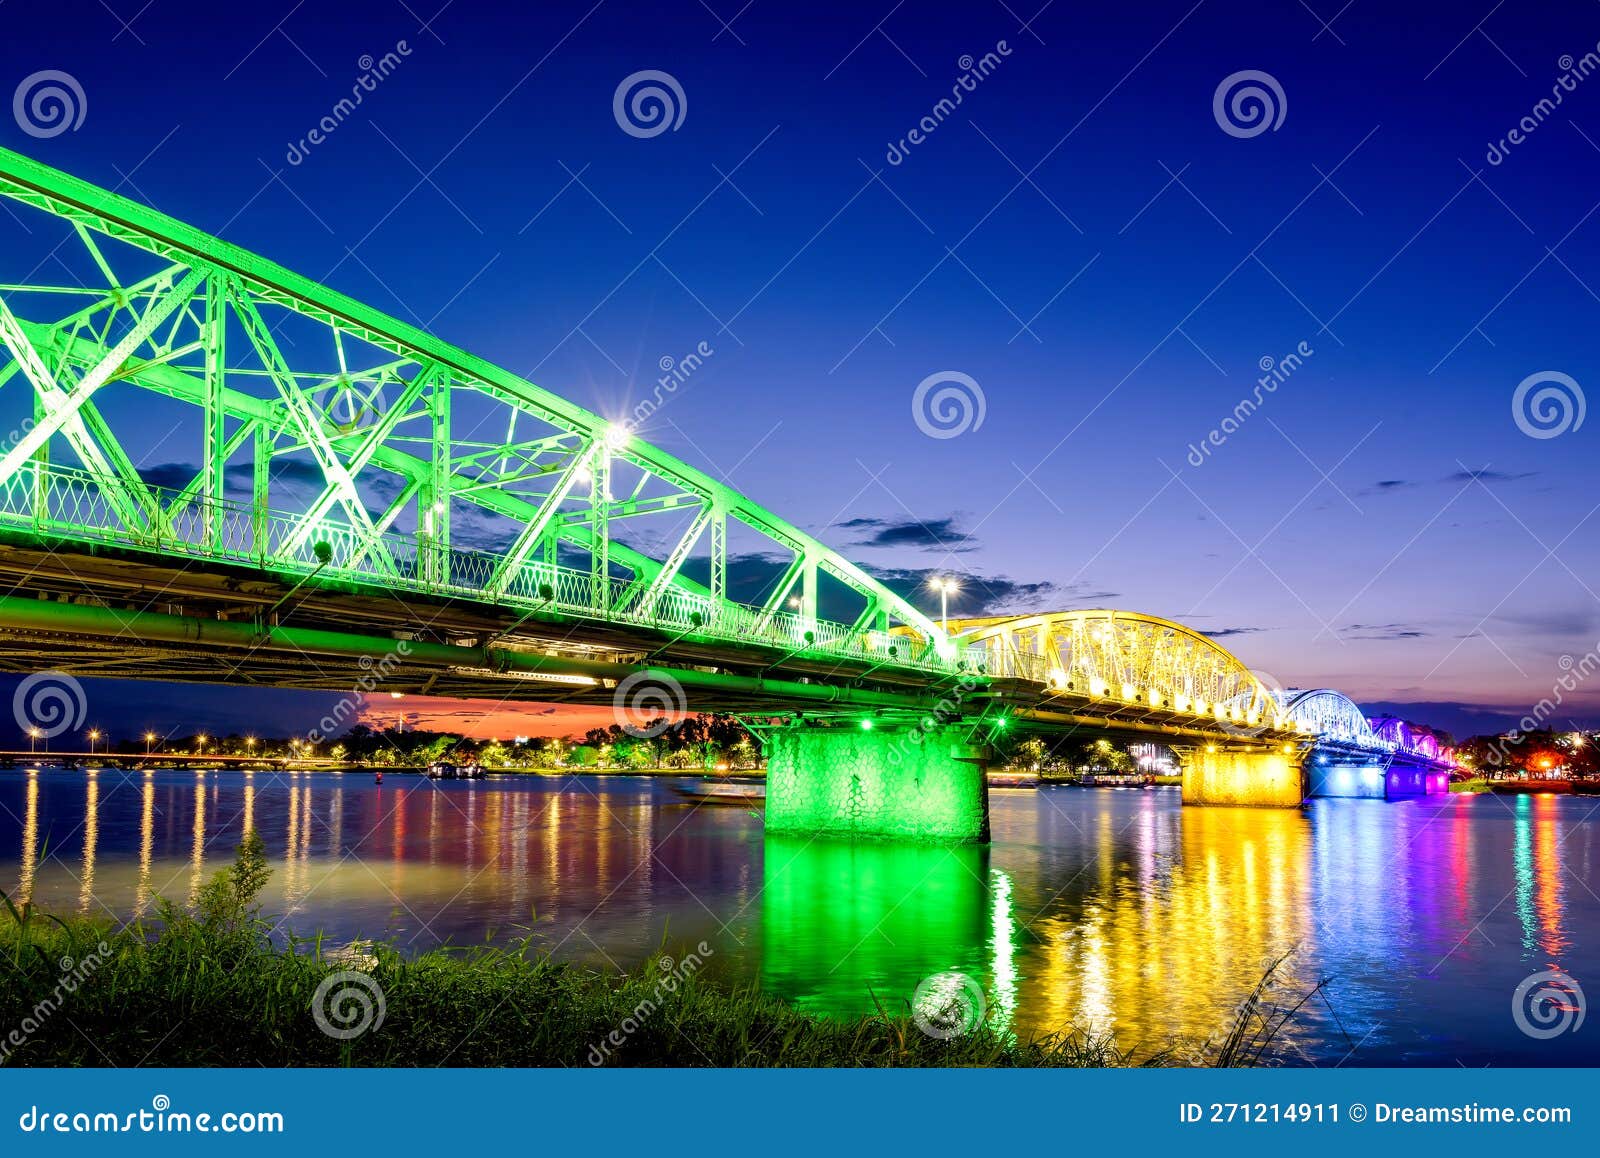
[
  {"left": 1181, "top": 745, "right": 1305, "bottom": 807},
  {"left": 763, "top": 724, "right": 990, "bottom": 842},
  {"left": 1307, "top": 760, "right": 1451, "bottom": 800},
  {"left": 1307, "top": 760, "right": 1388, "bottom": 799}
]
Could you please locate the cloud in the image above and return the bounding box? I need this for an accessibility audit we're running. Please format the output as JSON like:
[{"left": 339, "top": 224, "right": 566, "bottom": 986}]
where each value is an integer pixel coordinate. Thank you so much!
[
  {"left": 1370, "top": 479, "right": 1413, "bottom": 493},
  {"left": 862, "top": 566, "right": 1087, "bottom": 618},
  {"left": 1343, "top": 623, "right": 1427, "bottom": 640},
  {"left": 1201, "top": 626, "right": 1268, "bottom": 638},
  {"left": 1445, "top": 468, "right": 1536, "bottom": 484},
  {"left": 1489, "top": 607, "right": 1600, "bottom": 637},
  {"left": 137, "top": 461, "right": 199, "bottom": 491},
  {"left": 833, "top": 515, "right": 977, "bottom": 552}
]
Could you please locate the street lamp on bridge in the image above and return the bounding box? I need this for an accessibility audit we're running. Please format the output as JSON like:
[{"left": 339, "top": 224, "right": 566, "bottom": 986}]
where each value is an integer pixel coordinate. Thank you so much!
[
  {"left": 927, "top": 576, "right": 959, "bottom": 633},
  {"left": 87, "top": 728, "right": 102, "bottom": 755},
  {"left": 27, "top": 726, "right": 42, "bottom": 754},
  {"left": 144, "top": 731, "right": 157, "bottom": 755}
]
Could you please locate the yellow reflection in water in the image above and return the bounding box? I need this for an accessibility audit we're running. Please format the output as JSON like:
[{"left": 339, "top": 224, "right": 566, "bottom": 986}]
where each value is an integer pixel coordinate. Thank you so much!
[
  {"left": 1020, "top": 802, "right": 1313, "bottom": 1045},
  {"left": 135, "top": 772, "right": 155, "bottom": 915},
  {"left": 17, "top": 770, "right": 39, "bottom": 906},
  {"left": 78, "top": 769, "right": 99, "bottom": 913},
  {"left": 189, "top": 775, "right": 207, "bottom": 903}
]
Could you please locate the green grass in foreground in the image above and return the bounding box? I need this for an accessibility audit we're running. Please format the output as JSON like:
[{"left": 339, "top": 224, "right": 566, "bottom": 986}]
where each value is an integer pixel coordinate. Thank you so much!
[{"left": 0, "top": 836, "right": 1302, "bottom": 1067}]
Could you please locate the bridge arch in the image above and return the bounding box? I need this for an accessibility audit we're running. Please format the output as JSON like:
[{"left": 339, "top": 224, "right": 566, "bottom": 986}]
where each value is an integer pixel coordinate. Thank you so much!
[
  {"left": 1275, "top": 689, "right": 1381, "bottom": 747},
  {"left": 952, "top": 610, "right": 1288, "bottom": 729},
  {"left": 1371, "top": 717, "right": 1442, "bottom": 760}
]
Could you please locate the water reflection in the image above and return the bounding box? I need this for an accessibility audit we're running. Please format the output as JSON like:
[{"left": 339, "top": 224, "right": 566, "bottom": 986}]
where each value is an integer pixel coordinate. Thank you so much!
[
  {"left": 760, "top": 837, "right": 1003, "bottom": 1027},
  {"left": 2, "top": 769, "right": 1598, "bottom": 1064}
]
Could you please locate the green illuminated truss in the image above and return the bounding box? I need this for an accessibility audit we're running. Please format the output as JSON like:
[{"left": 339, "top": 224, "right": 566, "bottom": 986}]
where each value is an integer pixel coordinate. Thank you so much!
[{"left": 0, "top": 146, "right": 956, "bottom": 673}]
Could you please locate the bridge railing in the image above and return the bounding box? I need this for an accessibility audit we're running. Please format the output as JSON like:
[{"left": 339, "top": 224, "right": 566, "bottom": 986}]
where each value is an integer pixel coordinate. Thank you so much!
[{"left": 0, "top": 462, "right": 990, "bottom": 679}]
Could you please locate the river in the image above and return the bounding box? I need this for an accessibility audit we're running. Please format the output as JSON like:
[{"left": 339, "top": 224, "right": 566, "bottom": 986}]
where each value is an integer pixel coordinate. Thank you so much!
[{"left": 1, "top": 766, "right": 1593, "bottom": 1065}]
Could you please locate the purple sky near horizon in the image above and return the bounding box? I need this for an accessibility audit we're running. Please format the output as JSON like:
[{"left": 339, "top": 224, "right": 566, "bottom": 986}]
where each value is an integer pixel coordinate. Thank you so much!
[{"left": 2, "top": 0, "right": 1599, "bottom": 742}]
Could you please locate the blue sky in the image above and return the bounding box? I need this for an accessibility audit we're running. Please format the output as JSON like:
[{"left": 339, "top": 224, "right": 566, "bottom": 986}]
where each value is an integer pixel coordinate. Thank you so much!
[{"left": 2, "top": 0, "right": 1599, "bottom": 739}]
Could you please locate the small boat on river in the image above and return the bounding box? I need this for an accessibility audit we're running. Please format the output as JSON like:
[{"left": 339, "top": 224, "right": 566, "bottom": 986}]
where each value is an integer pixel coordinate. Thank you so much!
[{"left": 672, "top": 779, "right": 766, "bottom": 805}]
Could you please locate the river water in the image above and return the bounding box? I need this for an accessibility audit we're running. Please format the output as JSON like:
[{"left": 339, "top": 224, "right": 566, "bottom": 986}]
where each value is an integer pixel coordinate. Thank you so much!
[{"left": 2, "top": 766, "right": 1594, "bottom": 1065}]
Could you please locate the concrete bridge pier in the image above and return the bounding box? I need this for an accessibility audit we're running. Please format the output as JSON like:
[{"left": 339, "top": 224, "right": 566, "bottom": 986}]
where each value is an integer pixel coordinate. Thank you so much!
[
  {"left": 1307, "top": 760, "right": 1388, "bottom": 799},
  {"left": 1307, "top": 759, "right": 1451, "bottom": 800},
  {"left": 763, "top": 723, "right": 991, "bottom": 842},
  {"left": 1180, "top": 743, "right": 1306, "bottom": 807}
]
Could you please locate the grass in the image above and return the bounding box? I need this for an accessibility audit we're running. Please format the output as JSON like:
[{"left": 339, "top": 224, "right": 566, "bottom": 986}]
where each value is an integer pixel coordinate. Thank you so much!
[{"left": 0, "top": 837, "right": 1308, "bottom": 1068}]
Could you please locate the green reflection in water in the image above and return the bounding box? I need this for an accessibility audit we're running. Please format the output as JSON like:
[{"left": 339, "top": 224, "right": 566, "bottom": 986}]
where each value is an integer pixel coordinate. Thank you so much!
[{"left": 761, "top": 835, "right": 998, "bottom": 1023}]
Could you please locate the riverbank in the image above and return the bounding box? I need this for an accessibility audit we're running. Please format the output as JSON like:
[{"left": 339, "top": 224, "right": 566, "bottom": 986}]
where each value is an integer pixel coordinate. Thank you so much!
[
  {"left": 0, "top": 912, "right": 1152, "bottom": 1068},
  {"left": 1, "top": 835, "right": 1293, "bottom": 1068}
]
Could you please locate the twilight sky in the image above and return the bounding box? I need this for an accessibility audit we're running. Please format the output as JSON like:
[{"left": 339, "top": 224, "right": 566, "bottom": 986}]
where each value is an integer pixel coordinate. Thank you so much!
[{"left": 2, "top": 0, "right": 1599, "bottom": 742}]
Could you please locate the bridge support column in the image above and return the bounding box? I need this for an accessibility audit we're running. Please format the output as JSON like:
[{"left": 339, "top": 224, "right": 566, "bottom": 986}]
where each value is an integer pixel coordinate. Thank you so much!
[
  {"left": 1386, "top": 765, "right": 1451, "bottom": 798},
  {"left": 763, "top": 725, "right": 990, "bottom": 842},
  {"left": 1182, "top": 745, "right": 1304, "bottom": 807},
  {"left": 1308, "top": 761, "right": 1388, "bottom": 799}
]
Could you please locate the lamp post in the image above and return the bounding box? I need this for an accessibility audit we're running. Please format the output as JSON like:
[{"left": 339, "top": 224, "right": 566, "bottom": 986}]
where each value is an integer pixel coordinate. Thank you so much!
[
  {"left": 87, "top": 728, "right": 102, "bottom": 755},
  {"left": 144, "top": 731, "right": 157, "bottom": 755},
  {"left": 28, "top": 726, "right": 41, "bottom": 754},
  {"left": 927, "top": 577, "right": 958, "bottom": 633}
]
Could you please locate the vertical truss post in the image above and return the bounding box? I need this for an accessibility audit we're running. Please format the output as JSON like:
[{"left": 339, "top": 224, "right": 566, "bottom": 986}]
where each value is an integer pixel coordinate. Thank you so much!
[
  {"left": 590, "top": 449, "right": 610, "bottom": 611},
  {"left": 425, "top": 372, "right": 451, "bottom": 588},
  {"left": 708, "top": 510, "right": 726, "bottom": 619},
  {"left": 801, "top": 558, "right": 818, "bottom": 632},
  {"left": 30, "top": 388, "right": 46, "bottom": 532},
  {"left": 252, "top": 422, "right": 271, "bottom": 565},
  {"left": 203, "top": 273, "right": 227, "bottom": 551}
]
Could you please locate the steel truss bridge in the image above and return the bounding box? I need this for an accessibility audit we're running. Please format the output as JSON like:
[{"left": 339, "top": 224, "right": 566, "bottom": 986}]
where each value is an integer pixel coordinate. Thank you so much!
[{"left": 0, "top": 148, "right": 1449, "bottom": 831}]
